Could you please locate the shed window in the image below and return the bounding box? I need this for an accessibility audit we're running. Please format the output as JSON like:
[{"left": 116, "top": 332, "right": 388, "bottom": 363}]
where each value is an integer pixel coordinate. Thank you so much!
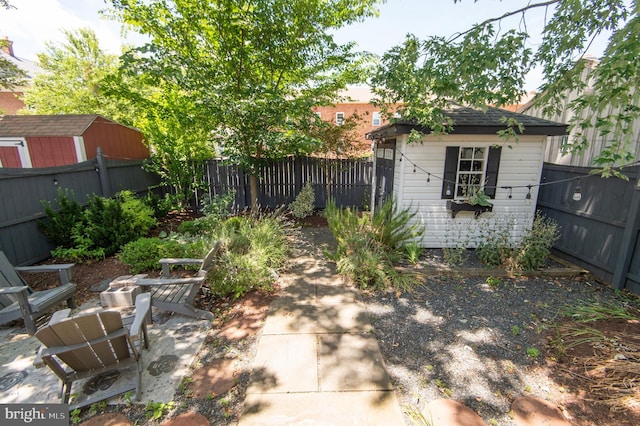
[
  {"left": 336, "top": 112, "right": 345, "bottom": 126},
  {"left": 441, "top": 146, "right": 502, "bottom": 199}
]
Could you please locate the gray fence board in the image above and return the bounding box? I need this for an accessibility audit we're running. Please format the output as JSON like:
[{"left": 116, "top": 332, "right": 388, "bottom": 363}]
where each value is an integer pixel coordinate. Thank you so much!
[
  {"left": 200, "top": 156, "right": 372, "bottom": 210},
  {"left": 538, "top": 163, "right": 640, "bottom": 293},
  {"left": 0, "top": 156, "right": 160, "bottom": 266}
]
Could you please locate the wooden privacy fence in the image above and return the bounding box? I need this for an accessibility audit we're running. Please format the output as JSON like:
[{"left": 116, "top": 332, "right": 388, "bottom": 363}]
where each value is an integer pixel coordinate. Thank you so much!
[
  {"left": 0, "top": 152, "right": 161, "bottom": 266},
  {"left": 537, "top": 162, "right": 640, "bottom": 294},
  {"left": 200, "top": 156, "right": 372, "bottom": 210}
]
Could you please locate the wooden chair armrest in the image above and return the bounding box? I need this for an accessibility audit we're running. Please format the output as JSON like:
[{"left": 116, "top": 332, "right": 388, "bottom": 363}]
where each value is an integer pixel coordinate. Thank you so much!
[
  {"left": 135, "top": 276, "right": 206, "bottom": 286},
  {"left": 130, "top": 293, "right": 151, "bottom": 338},
  {"left": 49, "top": 309, "right": 72, "bottom": 325},
  {"left": 15, "top": 264, "right": 74, "bottom": 284},
  {"left": 0, "top": 286, "right": 29, "bottom": 294},
  {"left": 158, "top": 258, "right": 203, "bottom": 277}
]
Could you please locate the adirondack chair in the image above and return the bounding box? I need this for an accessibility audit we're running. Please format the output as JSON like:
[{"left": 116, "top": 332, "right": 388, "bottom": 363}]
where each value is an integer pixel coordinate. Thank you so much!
[
  {"left": 0, "top": 251, "right": 76, "bottom": 335},
  {"left": 134, "top": 242, "right": 221, "bottom": 320},
  {"left": 34, "top": 293, "right": 151, "bottom": 410}
]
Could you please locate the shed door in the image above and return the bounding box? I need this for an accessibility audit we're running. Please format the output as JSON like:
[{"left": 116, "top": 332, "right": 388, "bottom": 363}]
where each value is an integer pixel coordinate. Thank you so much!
[
  {"left": 0, "top": 139, "right": 31, "bottom": 168},
  {"left": 375, "top": 140, "right": 396, "bottom": 208}
]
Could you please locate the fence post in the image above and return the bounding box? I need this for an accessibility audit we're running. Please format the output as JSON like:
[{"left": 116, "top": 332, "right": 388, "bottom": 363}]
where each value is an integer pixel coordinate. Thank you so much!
[
  {"left": 612, "top": 186, "right": 640, "bottom": 290},
  {"left": 96, "top": 147, "right": 111, "bottom": 196}
]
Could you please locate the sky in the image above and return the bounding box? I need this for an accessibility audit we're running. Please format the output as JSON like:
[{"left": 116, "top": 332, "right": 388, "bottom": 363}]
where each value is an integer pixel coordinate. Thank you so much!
[{"left": 0, "top": 0, "right": 612, "bottom": 91}]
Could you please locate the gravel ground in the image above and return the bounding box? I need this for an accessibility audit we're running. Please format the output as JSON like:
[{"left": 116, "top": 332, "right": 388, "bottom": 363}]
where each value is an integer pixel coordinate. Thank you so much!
[{"left": 360, "top": 273, "right": 621, "bottom": 425}]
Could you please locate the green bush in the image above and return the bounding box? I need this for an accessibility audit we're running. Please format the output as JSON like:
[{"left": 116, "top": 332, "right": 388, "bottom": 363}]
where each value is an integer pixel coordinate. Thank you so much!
[
  {"left": 143, "top": 191, "right": 180, "bottom": 218},
  {"left": 289, "top": 182, "right": 315, "bottom": 219},
  {"left": 207, "top": 215, "right": 289, "bottom": 299},
  {"left": 38, "top": 188, "right": 83, "bottom": 248},
  {"left": 49, "top": 191, "right": 157, "bottom": 262},
  {"left": 118, "top": 237, "right": 187, "bottom": 273},
  {"left": 516, "top": 213, "right": 560, "bottom": 271},
  {"left": 200, "top": 191, "right": 235, "bottom": 219},
  {"left": 325, "top": 198, "right": 422, "bottom": 291}
]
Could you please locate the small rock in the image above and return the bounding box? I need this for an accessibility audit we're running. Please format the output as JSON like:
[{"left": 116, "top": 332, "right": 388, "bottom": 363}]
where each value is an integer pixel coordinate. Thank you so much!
[
  {"left": 425, "top": 399, "right": 486, "bottom": 426},
  {"left": 80, "top": 413, "right": 131, "bottom": 426},
  {"left": 161, "top": 412, "right": 210, "bottom": 426},
  {"left": 511, "top": 396, "right": 571, "bottom": 426}
]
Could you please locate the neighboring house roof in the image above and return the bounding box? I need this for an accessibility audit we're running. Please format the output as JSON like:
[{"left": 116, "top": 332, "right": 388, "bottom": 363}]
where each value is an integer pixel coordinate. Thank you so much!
[
  {"left": 367, "top": 103, "right": 568, "bottom": 139},
  {"left": 0, "top": 114, "right": 131, "bottom": 137}
]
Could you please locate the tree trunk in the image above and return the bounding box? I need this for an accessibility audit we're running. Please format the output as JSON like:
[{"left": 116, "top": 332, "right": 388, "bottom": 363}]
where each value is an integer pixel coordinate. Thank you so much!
[{"left": 250, "top": 174, "right": 259, "bottom": 211}]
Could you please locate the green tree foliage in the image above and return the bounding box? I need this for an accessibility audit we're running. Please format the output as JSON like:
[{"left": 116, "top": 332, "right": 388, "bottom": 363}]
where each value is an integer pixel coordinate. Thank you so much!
[
  {"left": 109, "top": 0, "right": 382, "bottom": 209},
  {"left": 372, "top": 0, "right": 639, "bottom": 175},
  {"left": 21, "top": 28, "right": 134, "bottom": 120},
  {"left": 0, "top": 1, "right": 27, "bottom": 91}
]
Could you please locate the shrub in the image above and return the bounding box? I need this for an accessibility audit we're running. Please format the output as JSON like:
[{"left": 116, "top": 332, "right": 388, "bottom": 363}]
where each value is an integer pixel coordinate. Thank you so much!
[
  {"left": 49, "top": 191, "right": 157, "bottom": 262},
  {"left": 143, "top": 192, "right": 180, "bottom": 218},
  {"left": 289, "top": 182, "right": 315, "bottom": 219},
  {"left": 403, "top": 242, "right": 423, "bottom": 265},
  {"left": 207, "top": 214, "right": 289, "bottom": 299},
  {"left": 516, "top": 213, "right": 560, "bottom": 271},
  {"left": 476, "top": 216, "right": 517, "bottom": 268},
  {"left": 38, "top": 188, "right": 83, "bottom": 248},
  {"left": 200, "top": 191, "right": 235, "bottom": 219},
  {"left": 118, "top": 237, "right": 187, "bottom": 273},
  {"left": 325, "top": 198, "right": 422, "bottom": 291}
]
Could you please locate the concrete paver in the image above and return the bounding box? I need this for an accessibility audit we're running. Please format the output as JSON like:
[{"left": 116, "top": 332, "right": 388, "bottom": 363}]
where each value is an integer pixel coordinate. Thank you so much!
[
  {"left": 248, "top": 334, "right": 318, "bottom": 393},
  {"left": 240, "top": 391, "right": 404, "bottom": 426},
  {"left": 240, "top": 228, "right": 404, "bottom": 425}
]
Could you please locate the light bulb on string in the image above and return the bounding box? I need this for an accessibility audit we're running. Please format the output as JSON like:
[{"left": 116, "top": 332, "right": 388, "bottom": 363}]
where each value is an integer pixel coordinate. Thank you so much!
[
  {"left": 525, "top": 185, "right": 532, "bottom": 200},
  {"left": 413, "top": 164, "right": 416, "bottom": 173},
  {"left": 507, "top": 187, "right": 512, "bottom": 199},
  {"left": 427, "top": 173, "right": 431, "bottom": 183},
  {"left": 572, "top": 179, "right": 582, "bottom": 201}
]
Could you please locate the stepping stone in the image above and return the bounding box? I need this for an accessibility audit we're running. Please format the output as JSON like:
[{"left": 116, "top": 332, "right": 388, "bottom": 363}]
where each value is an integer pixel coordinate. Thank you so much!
[
  {"left": 511, "top": 396, "right": 572, "bottom": 426},
  {"left": 161, "top": 412, "right": 210, "bottom": 426},
  {"left": 188, "top": 359, "right": 237, "bottom": 398},
  {"left": 425, "top": 399, "right": 486, "bottom": 426},
  {"left": 80, "top": 413, "right": 131, "bottom": 426}
]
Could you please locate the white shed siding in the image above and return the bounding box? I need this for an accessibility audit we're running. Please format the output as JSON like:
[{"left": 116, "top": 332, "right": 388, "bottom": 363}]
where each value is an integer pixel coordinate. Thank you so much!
[{"left": 391, "top": 134, "right": 546, "bottom": 248}]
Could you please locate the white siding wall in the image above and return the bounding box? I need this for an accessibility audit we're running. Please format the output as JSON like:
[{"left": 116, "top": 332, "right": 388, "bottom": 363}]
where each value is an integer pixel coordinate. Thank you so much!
[{"left": 391, "top": 134, "right": 546, "bottom": 248}]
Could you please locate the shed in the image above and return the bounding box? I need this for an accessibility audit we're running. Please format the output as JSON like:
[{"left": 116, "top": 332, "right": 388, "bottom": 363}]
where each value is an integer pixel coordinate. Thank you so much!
[
  {"left": 0, "top": 115, "right": 149, "bottom": 168},
  {"left": 367, "top": 103, "right": 567, "bottom": 248}
]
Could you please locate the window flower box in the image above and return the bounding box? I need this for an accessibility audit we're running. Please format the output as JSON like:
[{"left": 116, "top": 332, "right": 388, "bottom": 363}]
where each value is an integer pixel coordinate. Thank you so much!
[{"left": 446, "top": 200, "right": 493, "bottom": 219}]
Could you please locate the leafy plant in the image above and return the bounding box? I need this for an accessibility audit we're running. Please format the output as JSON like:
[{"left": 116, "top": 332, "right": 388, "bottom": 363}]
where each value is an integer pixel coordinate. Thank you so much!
[
  {"left": 70, "top": 408, "right": 81, "bottom": 424},
  {"left": 515, "top": 213, "right": 560, "bottom": 271},
  {"left": 289, "top": 182, "right": 316, "bottom": 219},
  {"left": 200, "top": 191, "right": 236, "bottom": 219},
  {"left": 38, "top": 188, "right": 83, "bottom": 248},
  {"left": 526, "top": 347, "right": 540, "bottom": 358},
  {"left": 143, "top": 191, "right": 180, "bottom": 218},
  {"left": 403, "top": 241, "right": 423, "bottom": 265},
  {"left": 325, "top": 198, "right": 422, "bottom": 291},
  {"left": 50, "top": 191, "right": 157, "bottom": 262},
  {"left": 511, "top": 325, "right": 521, "bottom": 336},
  {"left": 118, "top": 237, "right": 190, "bottom": 273},
  {"left": 486, "top": 276, "right": 502, "bottom": 289},
  {"left": 145, "top": 400, "right": 175, "bottom": 420}
]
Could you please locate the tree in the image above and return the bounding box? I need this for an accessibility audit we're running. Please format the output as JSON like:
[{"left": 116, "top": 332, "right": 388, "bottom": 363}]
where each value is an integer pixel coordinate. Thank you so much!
[
  {"left": 372, "top": 0, "right": 639, "bottom": 176},
  {"left": 110, "top": 0, "right": 381, "bottom": 209},
  {"left": 21, "top": 28, "right": 134, "bottom": 121},
  {"left": 0, "top": 1, "right": 27, "bottom": 92}
]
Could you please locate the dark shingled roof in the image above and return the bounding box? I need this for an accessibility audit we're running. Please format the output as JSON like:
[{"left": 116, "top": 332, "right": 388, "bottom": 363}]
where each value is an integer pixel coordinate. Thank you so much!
[
  {"left": 0, "top": 114, "right": 105, "bottom": 137},
  {"left": 367, "top": 103, "right": 568, "bottom": 139}
]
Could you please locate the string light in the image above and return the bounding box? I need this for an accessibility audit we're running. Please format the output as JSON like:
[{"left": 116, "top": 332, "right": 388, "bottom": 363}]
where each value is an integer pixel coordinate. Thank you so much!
[
  {"left": 390, "top": 150, "right": 639, "bottom": 201},
  {"left": 572, "top": 179, "right": 582, "bottom": 201}
]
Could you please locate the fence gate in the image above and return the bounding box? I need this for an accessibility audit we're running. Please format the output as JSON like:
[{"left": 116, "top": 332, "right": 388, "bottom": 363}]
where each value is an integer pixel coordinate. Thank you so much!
[{"left": 374, "top": 140, "right": 396, "bottom": 209}]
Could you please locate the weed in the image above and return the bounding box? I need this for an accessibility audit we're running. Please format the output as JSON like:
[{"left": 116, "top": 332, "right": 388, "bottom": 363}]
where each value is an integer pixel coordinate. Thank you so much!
[
  {"left": 123, "top": 390, "right": 134, "bottom": 406},
  {"left": 434, "top": 378, "right": 453, "bottom": 397},
  {"left": 526, "top": 347, "right": 541, "bottom": 358},
  {"left": 179, "top": 376, "right": 193, "bottom": 396},
  {"left": 511, "top": 325, "right": 521, "bottom": 336},
  {"left": 524, "top": 384, "right": 532, "bottom": 392},
  {"left": 145, "top": 400, "right": 175, "bottom": 420},
  {"left": 219, "top": 397, "right": 231, "bottom": 408},
  {"left": 70, "top": 408, "right": 81, "bottom": 424},
  {"left": 405, "top": 405, "right": 434, "bottom": 426},
  {"left": 486, "top": 276, "right": 502, "bottom": 289},
  {"left": 89, "top": 401, "right": 106, "bottom": 415},
  {"left": 403, "top": 241, "right": 424, "bottom": 265},
  {"left": 563, "top": 302, "right": 638, "bottom": 322},
  {"left": 488, "top": 418, "right": 499, "bottom": 426}
]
